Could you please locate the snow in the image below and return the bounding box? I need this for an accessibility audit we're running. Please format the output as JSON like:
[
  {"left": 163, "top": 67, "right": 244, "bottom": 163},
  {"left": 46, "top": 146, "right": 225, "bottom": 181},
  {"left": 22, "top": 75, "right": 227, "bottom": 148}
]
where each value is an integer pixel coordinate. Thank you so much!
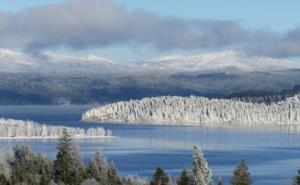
[
  {"left": 192, "top": 146, "right": 213, "bottom": 185},
  {"left": 0, "top": 118, "right": 112, "bottom": 139},
  {"left": 82, "top": 94, "right": 300, "bottom": 126},
  {"left": 146, "top": 51, "right": 300, "bottom": 72},
  {"left": 1, "top": 48, "right": 300, "bottom": 74}
]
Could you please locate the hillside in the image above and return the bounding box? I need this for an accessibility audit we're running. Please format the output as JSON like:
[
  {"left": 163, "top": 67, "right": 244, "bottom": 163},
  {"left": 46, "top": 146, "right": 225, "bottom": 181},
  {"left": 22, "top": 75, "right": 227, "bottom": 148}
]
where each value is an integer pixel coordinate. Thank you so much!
[{"left": 1, "top": 49, "right": 300, "bottom": 105}]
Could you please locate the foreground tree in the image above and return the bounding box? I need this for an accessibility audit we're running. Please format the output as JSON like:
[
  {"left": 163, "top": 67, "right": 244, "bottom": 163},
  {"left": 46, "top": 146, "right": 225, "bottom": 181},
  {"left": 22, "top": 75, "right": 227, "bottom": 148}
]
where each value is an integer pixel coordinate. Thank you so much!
[
  {"left": 192, "top": 146, "right": 213, "bottom": 185},
  {"left": 217, "top": 177, "right": 222, "bottom": 185},
  {"left": 177, "top": 169, "right": 190, "bottom": 185},
  {"left": 292, "top": 169, "right": 300, "bottom": 185},
  {"left": 230, "top": 160, "right": 252, "bottom": 185},
  {"left": 53, "top": 129, "right": 86, "bottom": 185},
  {"left": 122, "top": 176, "right": 148, "bottom": 185},
  {"left": 107, "top": 162, "right": 121, "bottom": 185},
  {"left": 10, "top": 145, "right": 53, "bottom": 185},
  {"left": 0, "top": 174, "right": 9, "bottom": 185},
  {"left": 87, "top": 150, "right": 109, "bottom": 184},
  {"left": 150, "top": 167, "right": 170, "bottom": 185}
]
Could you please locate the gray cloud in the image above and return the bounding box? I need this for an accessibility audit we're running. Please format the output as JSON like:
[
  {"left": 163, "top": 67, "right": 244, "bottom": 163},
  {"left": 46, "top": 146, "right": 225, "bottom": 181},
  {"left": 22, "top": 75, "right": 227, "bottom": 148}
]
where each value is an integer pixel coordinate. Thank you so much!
[{"left": 0, "top": 0, "right": 300, "bottom": 57}]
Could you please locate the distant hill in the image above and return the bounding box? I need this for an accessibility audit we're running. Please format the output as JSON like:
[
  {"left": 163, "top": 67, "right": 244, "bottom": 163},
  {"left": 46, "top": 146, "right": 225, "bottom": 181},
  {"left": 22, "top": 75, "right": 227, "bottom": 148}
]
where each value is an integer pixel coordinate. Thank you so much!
[
  {"left": 227, "top": 85, "right": 300, "bottom": 104},
  {"left": 1, "top": 49, "right": 300, "bottom": 105}
]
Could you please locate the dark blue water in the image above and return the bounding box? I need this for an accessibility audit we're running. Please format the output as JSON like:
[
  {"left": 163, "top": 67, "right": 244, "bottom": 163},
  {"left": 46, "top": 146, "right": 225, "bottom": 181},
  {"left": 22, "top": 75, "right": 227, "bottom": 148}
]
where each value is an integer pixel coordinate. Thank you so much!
[{"left": 1, "top": 105, "right": 300, "bottom": 185}]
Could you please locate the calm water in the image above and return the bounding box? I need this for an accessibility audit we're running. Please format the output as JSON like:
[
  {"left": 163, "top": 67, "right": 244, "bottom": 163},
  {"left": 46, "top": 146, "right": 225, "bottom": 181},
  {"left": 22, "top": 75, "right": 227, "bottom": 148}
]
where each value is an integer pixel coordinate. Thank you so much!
[{"left": 1, "top": 105, "right": 300, "bottom": 185}]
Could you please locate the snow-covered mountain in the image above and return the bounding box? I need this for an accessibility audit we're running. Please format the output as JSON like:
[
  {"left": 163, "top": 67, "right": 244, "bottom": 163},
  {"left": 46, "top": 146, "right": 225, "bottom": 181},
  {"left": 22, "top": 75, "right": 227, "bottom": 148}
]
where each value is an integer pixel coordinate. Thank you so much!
[
  {"left": 0, "top": 118, "right": 112, "bottom": 138},
  {"left": 1, "top": 49, "right": 300, "bottom": 74},
  {"left": 145, "top": 51, "right": 300, "bottom": 72},
  {"left": 0, "top": 49, "right": 125, "bottom": 74},
  {"left": 82, "top": 94, "right": 300, "bottom": 126}
]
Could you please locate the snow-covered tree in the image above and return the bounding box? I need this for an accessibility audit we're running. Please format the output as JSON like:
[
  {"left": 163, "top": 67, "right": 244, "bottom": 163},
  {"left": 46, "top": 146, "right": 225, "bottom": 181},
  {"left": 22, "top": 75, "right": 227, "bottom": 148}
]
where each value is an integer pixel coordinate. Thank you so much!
[
  {"left": 86, "top": 150, "right": 109, "bottom": 184},
  {"left": 292, "top": 169, "right": 300, "bottom": 185},
  {"left": 230, "top": 160, "right": 252, "bottom": 185},
  {"left": 54, "top": 129, "right": 86, "bottom": 185},
  {"left": 217, "top": 177, "right": 222, "bottom": 185},
  {"left": 83, "top": 94, "right": 300, "bottom": 127},
  {"left": 150, "top": 167, "right": 170, "bottom": 185},
  {"left": 192, "top": 146, "right": 213, "bottom": 185},
  {"left": 176, "top": 169, "right": 190, "bottom": 185},
  {"left": 0, "top": 118, "right": 112, "bottom": 138}
]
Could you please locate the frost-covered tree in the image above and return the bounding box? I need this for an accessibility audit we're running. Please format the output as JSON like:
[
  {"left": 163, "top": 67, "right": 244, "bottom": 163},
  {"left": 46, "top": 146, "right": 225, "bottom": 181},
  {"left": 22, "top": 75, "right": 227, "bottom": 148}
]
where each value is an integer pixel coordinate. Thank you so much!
[
  {"left": 83, "top": 94, "right": 300, "bottom": 126},
  {"left": 81, "top": 178, "right": 100, "bottom": 185},
  {"left": 0, "top": 118, "right": 112, "bottom": 138},
  {"left": 150, "top": 167, "right": 170, "bottom": 185},
  {"left": 177, "top": 169, "right": 190, "bottom": 185},
  {"left": 0, "top": 174, "right": 9, "bottom": 185},
  {"left": 230, "top": 160, "right": 252, "bottom": 185},
  {"left": 10, "top": 145, "right": 53, "bottom": 185},
  {"left": 217, "top": 177, "right": 222, "bottom": 185},
  {"left": 121, "top": 176, "right": 148, "bottom": 185},
  {"left": 54, "top": 129, "right": 86, "bottom": 185},
  {"left": 192, "top": 146, "right": 213, "bottom": 185},
  {"left": 87, "top": 150, "right": 109, "bottom": 184},
  {"left": 0, "top": 147, "right": 14, "bottom": 181},
  {"left": 107, "top": 162, "right": 121, "bottom": 185},
  {"left": 292, "top": 169, "right": 300, "bottom": 185}
]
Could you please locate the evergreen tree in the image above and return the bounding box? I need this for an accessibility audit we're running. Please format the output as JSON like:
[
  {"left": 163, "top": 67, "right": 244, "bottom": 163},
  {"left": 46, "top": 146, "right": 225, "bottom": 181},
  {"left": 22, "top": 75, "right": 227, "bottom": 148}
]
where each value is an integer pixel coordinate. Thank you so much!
[
  {"left": 107, "top": 162, "right": 121, "bottom": 185},
  {"left": 86, "top": 150, "right": 109, "bottom": 184},
  {"left": 177, "top": 169, "right": 190, "bottom": 185},
  {"left": 81, "top": 178, "right": 100, "bottom": 185},
  {"left": 0, "top": 174, "right": 9, "bottom": 185},
  {"left": 53, "top": 129, "right": 86, "bottom": 185},
  {"left": 217, "top": 177, "right": 222, "bottom": 185},
  {"left": 192, "top": 146, "right": 213, "bottom": 185},
  {"left": 292, "top": 169, "right": 300, "bottom": 185},
  {"left": 150, "top": 167, "right": 170, "bottom": 185},
  {"left": 230, "top": 160, "right": 252, "bottom": 185},
  {"left": 10, "top": 145, "right": 52, "bottom": 185}
]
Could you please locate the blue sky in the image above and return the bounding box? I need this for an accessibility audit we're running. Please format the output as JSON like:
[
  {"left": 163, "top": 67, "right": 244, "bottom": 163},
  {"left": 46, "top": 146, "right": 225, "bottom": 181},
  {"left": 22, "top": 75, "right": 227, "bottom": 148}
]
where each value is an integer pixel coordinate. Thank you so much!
[{"left": 0, "top": 0, "right": 300, "bottom": 61}]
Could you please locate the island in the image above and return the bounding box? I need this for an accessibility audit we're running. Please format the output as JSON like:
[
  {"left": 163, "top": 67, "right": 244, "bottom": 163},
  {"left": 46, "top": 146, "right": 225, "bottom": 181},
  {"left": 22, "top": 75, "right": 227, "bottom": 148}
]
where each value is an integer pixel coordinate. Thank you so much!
[{"left": 82, "top": 94, "right": 300, "bottom": 126}]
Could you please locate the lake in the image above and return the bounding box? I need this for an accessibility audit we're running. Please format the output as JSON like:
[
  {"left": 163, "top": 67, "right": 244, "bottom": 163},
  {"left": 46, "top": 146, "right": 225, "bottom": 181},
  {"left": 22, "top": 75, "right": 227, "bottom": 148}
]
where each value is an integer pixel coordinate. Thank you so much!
[{"left": 0, "top": 105, "right": 300, "bottom": 185}]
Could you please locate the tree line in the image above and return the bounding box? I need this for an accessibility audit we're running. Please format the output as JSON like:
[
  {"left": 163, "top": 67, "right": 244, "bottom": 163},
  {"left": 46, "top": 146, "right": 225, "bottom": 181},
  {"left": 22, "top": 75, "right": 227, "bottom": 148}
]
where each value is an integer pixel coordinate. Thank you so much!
[{"left": 0, "top": 129, "right": 299, "bottom": 185}]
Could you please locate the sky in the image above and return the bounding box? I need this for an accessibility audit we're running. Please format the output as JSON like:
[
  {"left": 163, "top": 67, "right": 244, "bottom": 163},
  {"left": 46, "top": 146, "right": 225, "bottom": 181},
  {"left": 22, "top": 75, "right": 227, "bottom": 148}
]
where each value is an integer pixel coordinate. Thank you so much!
[{"left": 0, "top": 0, "right": 300, "bottom": 61}]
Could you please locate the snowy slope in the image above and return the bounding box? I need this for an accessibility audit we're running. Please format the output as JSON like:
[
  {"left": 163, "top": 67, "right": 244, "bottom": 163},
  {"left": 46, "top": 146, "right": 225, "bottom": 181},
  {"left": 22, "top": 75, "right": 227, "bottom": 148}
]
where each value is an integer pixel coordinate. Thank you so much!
[
  {"left": 145, "top": 51, "right": 300, "bottom": 72},
  {"left": 0, "top": 118, "right": 112, "bottom": 138},
  {"left": 82, "top": 94, "right": 300, "bottom": 126},
  {"left": 0, "top": 49, "right": 124, "bottom": 74},
  {"left": 1, "top": 49, "right": 300, "bottom": 74}
]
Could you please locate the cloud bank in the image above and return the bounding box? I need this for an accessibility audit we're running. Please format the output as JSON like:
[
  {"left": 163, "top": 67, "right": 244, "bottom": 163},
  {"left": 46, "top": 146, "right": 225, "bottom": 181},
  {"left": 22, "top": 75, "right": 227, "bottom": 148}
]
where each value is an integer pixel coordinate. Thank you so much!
[{"left": 1, "top": 0, "right": 300, "bottom": 58}]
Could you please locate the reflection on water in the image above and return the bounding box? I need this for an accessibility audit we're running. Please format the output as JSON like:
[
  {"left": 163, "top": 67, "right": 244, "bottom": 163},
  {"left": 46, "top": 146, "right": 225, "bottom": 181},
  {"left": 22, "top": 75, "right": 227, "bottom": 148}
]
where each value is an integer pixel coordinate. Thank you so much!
[{"left": 0, "top": 105, "right": 300, "bottom": 185}]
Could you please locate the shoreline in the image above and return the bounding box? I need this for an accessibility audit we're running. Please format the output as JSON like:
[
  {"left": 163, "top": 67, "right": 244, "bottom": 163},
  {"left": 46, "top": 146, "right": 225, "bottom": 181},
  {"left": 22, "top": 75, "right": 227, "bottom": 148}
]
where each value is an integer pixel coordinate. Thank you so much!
[
  {"left": 83, "top": 119, "right": 300, "bottom": 133},
  {"left": 0, "top": 135, "right": 115, "bottom": 140}
]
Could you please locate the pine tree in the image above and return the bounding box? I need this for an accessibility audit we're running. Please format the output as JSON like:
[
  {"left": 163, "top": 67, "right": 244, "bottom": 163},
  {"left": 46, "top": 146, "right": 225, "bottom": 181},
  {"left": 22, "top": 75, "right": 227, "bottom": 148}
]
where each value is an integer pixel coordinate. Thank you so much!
[
  {"left": 107, "top": 162, "right": 121, "bottom": 185},
  {"left": 87, "top": 150, "right": 109, "bottom": 184},
  {"left": 192, "top": 146, "right": 213, "bottom": 185},
  {"left": 10, "top": 145, "right": 52, "bottom": 185},
  {"left": 53, "top": 129, "right": 86, "bottom": 185},
  {"left": 292, "top": 169, "right": 300, "bottom": 185},
  {"left": 150, "top": 167, "right": 170, "bottom": 185},
  {"left": 217, "top": 177, "right": 222, "bottom": 185},
  {"left": 230, "top": 160, "right": 252, "bottom": 185},
  {"left": 177, "top": 169, "right": 190, "bottom": 185},
  {"left": 0, "top": 174, "right": 9, "bottom": 185}
]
